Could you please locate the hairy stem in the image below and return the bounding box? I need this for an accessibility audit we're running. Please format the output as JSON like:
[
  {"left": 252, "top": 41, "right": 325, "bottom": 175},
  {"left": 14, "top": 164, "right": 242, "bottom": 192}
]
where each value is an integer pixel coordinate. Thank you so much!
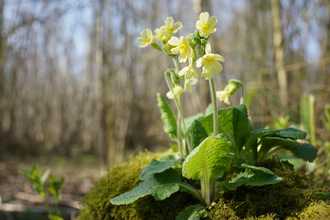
[
  {"left": 208, "top": 78, "right": 218, "bottom": 204},
  {"left": 240, "top": 84, "right": 245, "bottom": 105},
  {"left": 165, "top": 73, "right": 184, "bottom": 157},
  {"left": 172, "top": 57, "right": 192, "bottom": 154},
  {"left": 209, "top": 79, "right": 218, "bottom": 136}
]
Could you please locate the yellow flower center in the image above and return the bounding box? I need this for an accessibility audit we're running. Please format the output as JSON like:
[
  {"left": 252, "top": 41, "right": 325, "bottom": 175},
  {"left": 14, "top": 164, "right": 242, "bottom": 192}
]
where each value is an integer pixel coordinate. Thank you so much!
[
  {"left": 147, "top": 37, "right": 152, "bottom": 43},
  {"left": 168, "top": 28, "right": 174, "bottom": 34},
  {"left": 179, "top": 43, "right": 187, "bottom": 50},
  {"left": 206, "top": 56, "right": 214, "bottom": 62},
  {"left": 202, "top": 23, "right": 209, "bottom": 30}
]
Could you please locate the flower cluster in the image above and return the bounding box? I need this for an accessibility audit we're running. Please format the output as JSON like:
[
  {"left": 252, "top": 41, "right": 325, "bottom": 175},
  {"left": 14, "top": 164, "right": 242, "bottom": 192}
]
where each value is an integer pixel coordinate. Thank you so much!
[
  {"left": 137, "top": 12, "right": 224, "bottom": 81},
  {"left": 137, "top": 12, "right": 232, "bottom": 105}
]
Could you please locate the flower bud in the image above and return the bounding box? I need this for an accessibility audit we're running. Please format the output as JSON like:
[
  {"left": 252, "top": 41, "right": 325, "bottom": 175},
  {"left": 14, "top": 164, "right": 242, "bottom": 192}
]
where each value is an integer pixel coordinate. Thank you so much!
[{"left": 198, "top": 45, "right": 205, "bottom": 56}]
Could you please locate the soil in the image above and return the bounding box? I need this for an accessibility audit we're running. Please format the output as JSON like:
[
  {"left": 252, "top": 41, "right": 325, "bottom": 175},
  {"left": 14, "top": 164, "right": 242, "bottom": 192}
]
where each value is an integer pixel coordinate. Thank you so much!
[{"left": 0, "top": 154, "right": 104, "bottom": 220}]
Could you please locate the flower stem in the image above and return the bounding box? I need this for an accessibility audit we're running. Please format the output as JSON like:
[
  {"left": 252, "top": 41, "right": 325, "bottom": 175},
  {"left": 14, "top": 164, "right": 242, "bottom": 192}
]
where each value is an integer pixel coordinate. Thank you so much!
[
  {"left": 209, "top": 78, "right": 219, "bottom": 204},
  {"left": 165, "top": 72, "right": 184, "bottom": 157},
  {"left": 209, "top": 79, "right": 218, "bottom": 136},
  {"left": 171, "top": 57, "right": 192, "bottom": 154},
  {"left": 240, "top": 84, "right": 245, "bottom": 105}
]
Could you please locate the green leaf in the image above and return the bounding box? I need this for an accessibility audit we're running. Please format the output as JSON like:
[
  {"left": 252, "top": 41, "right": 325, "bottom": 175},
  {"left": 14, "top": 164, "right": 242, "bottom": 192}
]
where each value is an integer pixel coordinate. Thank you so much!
[
  {"left": 139, "top": 155, "right": 184, "bottom": 180},
  {"left": 301, "top": 94, "right": 316, "bottom": 145},
  {"left": 184, "top": 113, "right": 204, "bottom": 131},
  {"left": 275, "top": 127, "right": 307, "bottom": 140},
  {"left": 48, "top": 214, "right": 64, "bottom": 220},
  {"left": 151, "top": 42, "right": 163, "bottom": 51},
  {"left": 261, "top": 137, "right": 301, "bottom": 148},
  {"left": 222, "top": 164, "right": 282, "bottom": 191},
  {"left": 259, "top": 137, "right": 302, "bottom": 158},
  {"left": 157, "top": 93, "right": 177, "bottom": 141},
  {"left": 245, "top": 127, "right": 309, "bottom": 163},
  {"left": 189, "top": 120, "right": 209, "bottom": 150},
  {"left": 241, "top": 163, "right": 276, "bottom": 175},
  {"left": 199, "top": 105, "right": 250, "bottom": 152},
  {"left": 282, "top": 143, "right": 317, "bottom": 162},
  {"left": 176, "top": 204, "right": 206, "bottom": 220},
  {"left": 199, "top": 106, "right": 235, "bottom": 136},
  {"left": 232, "top": 104, "right": 250, "bottom": 151},
  {"left": 245, "top": 87, "right": 257, "bottom": 110},
  {"left": 278, "top": 155, "right": 306, "bottom": 170},
  {"left": 110, "top": 168, "right": 181, "bottom": 205},
  {"left": 40, "top": 169, "right": 51, "bottom": 185},
  {"left": 182, "top": 136, "right": 233, "bottom": 181},
  {"left": 204, "top": 103, "right": 213, "bottom": 116}
]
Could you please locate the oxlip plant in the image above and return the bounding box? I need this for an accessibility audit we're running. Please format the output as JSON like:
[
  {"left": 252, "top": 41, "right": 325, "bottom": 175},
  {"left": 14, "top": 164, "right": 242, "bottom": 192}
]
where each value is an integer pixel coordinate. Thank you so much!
[{"left": 110, "top": 12, "right": 318, "bottom": 219}]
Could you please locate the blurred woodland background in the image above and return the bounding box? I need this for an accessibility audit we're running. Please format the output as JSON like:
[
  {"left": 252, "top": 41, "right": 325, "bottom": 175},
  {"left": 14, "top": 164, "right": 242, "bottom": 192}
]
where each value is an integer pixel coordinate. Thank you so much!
[{"left": 0, "top": 0, "right": 329, "bottom": 168}]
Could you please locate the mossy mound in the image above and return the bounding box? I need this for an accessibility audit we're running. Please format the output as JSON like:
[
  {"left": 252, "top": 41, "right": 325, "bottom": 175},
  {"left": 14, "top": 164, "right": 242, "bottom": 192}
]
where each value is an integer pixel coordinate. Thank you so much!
[
  {"left": 79, "top": 154, "right": 330, "bottom": 220},
  {"left": 208, "top": 158, "right": 330, "bottom": 219},
  {"left": 78, "top": 150, "right": 198, "bottom": 220}
]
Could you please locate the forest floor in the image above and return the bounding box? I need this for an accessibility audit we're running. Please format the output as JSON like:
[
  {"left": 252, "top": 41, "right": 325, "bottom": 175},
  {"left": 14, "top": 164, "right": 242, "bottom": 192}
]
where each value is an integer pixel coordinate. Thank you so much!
[{"left": 0, "top": 154, "right": 105, "bottom": 220}]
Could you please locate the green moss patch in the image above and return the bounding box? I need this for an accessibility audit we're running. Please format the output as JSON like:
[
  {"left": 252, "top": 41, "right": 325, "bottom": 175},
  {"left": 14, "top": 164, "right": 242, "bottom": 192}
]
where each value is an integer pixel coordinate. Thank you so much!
[
  {"left": 209, "top": 158, "right": 330, "bottom": 219},
  {"left": 78, "top": 151, "right": 198, "bottom": 220},
  {"left": 79, "top": 155, "right": 330, "bottom": 220}
]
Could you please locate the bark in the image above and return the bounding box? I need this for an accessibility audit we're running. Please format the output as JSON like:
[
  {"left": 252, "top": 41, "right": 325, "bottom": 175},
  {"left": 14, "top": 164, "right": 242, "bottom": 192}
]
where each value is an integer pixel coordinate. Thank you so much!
[{"left": 271, "top": 0, "right": 288, "bottom": 108}]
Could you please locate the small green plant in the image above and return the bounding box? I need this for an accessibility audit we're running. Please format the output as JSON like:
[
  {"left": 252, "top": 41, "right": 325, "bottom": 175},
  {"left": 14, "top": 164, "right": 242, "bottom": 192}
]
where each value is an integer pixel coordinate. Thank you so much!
[
  {"left": 110, "top": 12, "right": 318, "bottom": 219},
  {"left": 20, "top": 163, "right": 65, "bottom": 220}
]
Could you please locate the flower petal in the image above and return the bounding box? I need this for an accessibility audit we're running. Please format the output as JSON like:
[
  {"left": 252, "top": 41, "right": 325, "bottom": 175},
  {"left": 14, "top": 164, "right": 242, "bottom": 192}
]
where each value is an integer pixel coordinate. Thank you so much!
[
  {"left": 168, "top": 36, "right": 181, "bottom": 46},
  {"left": 208, "top": 16, "right": 217, "bottom": 27},
  {"left": 199, "top": 12, "right": 209, "bottom": 23},
  {"left": 196, "top": 57, "right": 204, "bottom": 67}
]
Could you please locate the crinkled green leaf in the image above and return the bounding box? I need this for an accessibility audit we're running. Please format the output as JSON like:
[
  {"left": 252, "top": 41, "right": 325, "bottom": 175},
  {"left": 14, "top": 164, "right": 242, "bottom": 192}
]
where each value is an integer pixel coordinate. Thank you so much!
[
  {"left": 232, "top": 104, "right": 250, "bottom": 151},
  {"left": 110, "top": 168, "right": 181, "bottom": 205},
  {"left": 199, "top": 105, "right": 250, "bottom": 152},
  {"left": 282, "top": 143, "right": 317, "bottom": 162},
  {"left": 261, "top": 137, "right": 301, "bottom": 149},
  {"left": 222, "top": 164, "right": 282, "bottom": 191},
  {"left": 274, "top": 127, "right": 307, "bottom": 140},
  {"left": 183, "top": 136, "right": 233, "bottom": 181},
  {"left": 176, "top": 204, "right": 206, "bottom": 220},
  {"left": 199, "top": 106, "right": 234, "bottom": 136},
  {"left": 157, "top": 93, "right": 177, "bottom": 141},
  {"left": 139, "top": 155, "right": 184, "bottom": 180},
  {"left": 246, "top": 127, "right": 309, "bottom": 163},
  {"left": 259, "top": 137, "right": 301, "bottom": 156},
  {"left": 188, "top": 120, "right": 209, "bottom": 150}
]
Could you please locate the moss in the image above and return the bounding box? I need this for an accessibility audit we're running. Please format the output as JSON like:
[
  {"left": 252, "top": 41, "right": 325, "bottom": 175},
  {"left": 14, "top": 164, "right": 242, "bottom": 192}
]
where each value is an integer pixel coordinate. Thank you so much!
[
  {"left": 79, "top": 155, "right": 330, "bottom": 220},
  {"left": 209, "top": 158, "right": 328, "bottom": 219},
  {"left": 78, "top": 150, "right": 197, "bottom": 220}
]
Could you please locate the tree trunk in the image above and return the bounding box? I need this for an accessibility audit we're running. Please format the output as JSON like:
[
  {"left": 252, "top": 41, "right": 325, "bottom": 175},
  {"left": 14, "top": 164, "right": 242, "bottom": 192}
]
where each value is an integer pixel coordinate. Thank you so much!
[{"left": 271, "top": 0, "right": 288, "bottom": 108}]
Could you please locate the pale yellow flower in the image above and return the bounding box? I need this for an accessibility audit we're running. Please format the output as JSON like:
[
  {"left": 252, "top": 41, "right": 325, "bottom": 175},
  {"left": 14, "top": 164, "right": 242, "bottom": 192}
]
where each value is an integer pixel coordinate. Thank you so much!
[
  {"left": 137, "top": 28, "right": 153, "bottom": 48},
  {"left": 166, "top": 85, "right": 185, "bottom": 99},
  {"left": 196, "top": 12, "right": 217, "bottom": 38},
  {"left": 154, "top": 28, "right": 171, "bottom": 42},
  {"left": 178, "top": 65, "right": 198, "bottom": 80},
  {"left": 185, "top": 77, "right": 198, "bottom": 91},
  {"left": 196, "top": 53, "right": 225, "bottom": 80},
  {"left": 216, "top": 80, "right": 243, "bottom": 105},
  {"left": 216, "top": 90, "right": 230, "bottom": 105},
  {"left": 163, "top": 43, "right": 176, "bottom": 55},
  {"left": 168, "top": 36, "right": 193, "bottom": 63},
  {"left": 161, "top": 17, "right": 182, "bottom": 35}
]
